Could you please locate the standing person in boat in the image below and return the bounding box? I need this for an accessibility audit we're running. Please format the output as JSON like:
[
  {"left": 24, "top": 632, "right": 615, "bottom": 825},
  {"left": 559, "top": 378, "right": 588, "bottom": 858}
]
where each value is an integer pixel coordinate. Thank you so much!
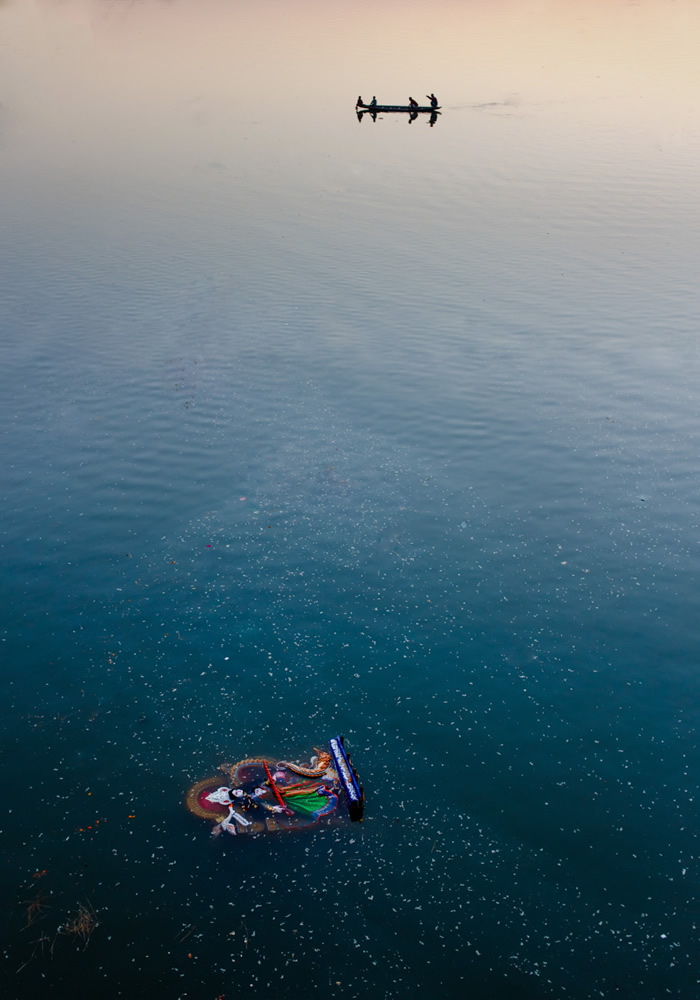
[
  {"left": 408, "top": 97, "right": 419, "bottom": 108},
  {"left": 426, "top": 93, "right": 438, "bottom": 108}
]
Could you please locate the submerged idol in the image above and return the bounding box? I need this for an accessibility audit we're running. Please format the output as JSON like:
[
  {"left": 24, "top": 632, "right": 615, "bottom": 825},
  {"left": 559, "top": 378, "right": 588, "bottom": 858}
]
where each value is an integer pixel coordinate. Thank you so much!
[{"left": 185, "top": 736, "right": 364, "bottom": 837}]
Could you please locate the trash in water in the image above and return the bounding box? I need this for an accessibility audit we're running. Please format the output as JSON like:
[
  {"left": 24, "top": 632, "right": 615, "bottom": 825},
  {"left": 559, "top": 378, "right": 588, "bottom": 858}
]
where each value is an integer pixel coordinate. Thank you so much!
[{"left": 185, "top": 735, "right": 364, "bottom": 837}]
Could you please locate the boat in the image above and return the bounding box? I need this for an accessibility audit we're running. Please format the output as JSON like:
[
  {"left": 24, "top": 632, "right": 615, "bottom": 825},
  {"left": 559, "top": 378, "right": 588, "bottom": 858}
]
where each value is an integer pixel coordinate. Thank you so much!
[
  {"left": 356, "top": 102, "right": 440, "bottom": 113},
  {"left": 185, "top": 735, "right": 365, "bottom": 837}
]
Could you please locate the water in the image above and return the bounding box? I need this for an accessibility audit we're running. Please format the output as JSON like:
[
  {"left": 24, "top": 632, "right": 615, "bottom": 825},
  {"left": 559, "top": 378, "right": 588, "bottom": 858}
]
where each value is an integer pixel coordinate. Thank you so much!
[{"left": 1, "top": 1, "right": 699, "bottom": 997}]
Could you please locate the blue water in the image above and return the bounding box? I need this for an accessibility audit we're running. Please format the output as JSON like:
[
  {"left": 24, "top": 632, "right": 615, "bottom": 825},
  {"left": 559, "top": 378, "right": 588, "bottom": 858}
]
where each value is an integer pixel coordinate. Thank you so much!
[{"left": 1, "top": 2, "right": 699, "bottom": 997}]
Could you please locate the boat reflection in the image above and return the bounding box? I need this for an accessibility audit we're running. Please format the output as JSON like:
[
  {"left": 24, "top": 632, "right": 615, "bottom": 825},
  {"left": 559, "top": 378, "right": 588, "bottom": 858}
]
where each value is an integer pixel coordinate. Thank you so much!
[{"left": 356, "top": 109, "right": 440, "bottom": 127}]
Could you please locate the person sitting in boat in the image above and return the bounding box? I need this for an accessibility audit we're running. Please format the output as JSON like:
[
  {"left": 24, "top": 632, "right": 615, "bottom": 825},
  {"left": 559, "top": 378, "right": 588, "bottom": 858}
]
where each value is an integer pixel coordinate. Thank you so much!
[
  {"left": 408, "top": 97, "right": 419, "bottom": 108},
  {"left": 370, "top": 96, "right": 377, "bottom": 106},
  {"left": 356, "top": 96, "right": 364, "bottom": 107},
  {"left": 426, "top": 93, "right": 438, "bottom": 108}
]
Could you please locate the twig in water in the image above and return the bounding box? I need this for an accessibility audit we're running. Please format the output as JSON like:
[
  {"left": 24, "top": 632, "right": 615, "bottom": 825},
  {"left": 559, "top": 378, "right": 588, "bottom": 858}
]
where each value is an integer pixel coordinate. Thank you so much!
[
  {"left": 16, "top": 931, "right": 52, "bottom": 973},
  {"left": 59, "top": 901, "right": 100, "bottom": 949},
  {"left": 22, "top": 893, "right": 50, "bottom": 930},
  {"left": 175, "top": 924, "right": 196, "bottom": 943}
]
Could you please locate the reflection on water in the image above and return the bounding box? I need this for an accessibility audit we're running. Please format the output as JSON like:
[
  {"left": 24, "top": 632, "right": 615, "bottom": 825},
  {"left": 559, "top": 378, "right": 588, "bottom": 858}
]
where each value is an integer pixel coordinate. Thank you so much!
[
  {"left": 356, "top": 109, "right": 440, "bottom": 126},
  {"left": 1, "top": 1, "right": 699, "bottom": 998}
]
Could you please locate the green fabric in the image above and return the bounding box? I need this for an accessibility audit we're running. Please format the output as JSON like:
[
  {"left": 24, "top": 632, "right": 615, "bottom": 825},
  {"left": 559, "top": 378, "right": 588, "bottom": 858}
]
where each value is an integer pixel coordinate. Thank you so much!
[{"left": 280, "top": 783, "right": 323, "bottom": 815}]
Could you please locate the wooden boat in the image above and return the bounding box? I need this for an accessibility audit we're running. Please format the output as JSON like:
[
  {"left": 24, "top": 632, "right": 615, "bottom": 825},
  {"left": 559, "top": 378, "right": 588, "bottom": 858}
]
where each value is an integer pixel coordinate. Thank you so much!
[{"left": 356, "top": 102, "right": 440, "bottom": 113}]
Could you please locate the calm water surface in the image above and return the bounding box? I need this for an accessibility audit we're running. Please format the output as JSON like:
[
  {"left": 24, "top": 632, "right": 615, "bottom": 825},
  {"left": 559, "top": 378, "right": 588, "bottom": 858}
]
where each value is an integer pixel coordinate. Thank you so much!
[{"left": 1, "top": 1, "right": 699, "bottom": 997}]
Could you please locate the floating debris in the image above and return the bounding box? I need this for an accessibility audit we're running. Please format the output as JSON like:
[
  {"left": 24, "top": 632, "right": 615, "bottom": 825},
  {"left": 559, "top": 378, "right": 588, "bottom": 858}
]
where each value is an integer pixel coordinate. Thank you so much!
[
  {"left": 59, "top": 901, "right": 100, "bottom": 950},
  {"left": 186, "top": 736, "right": 364, "bottom": 837}
]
